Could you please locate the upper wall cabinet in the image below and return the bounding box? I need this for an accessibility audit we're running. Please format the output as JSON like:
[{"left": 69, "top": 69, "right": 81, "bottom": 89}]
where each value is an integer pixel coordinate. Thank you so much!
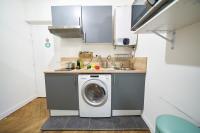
[
  {"left": 49, "top": 5, "right": 113, "bottom": 43},
  {"left": 51, "top": 6, "right": 81, "bottom": 27},
  {"left": 82, "top": 6, "right": 113, "bottom": 43},
  {"left": 49, "top": 6, "right": 82, "bottom": 38}
]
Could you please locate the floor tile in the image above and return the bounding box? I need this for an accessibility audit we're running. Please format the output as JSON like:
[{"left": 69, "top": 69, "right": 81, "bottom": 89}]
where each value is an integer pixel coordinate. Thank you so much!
[
  {"left": 112, "top": 116, "right": 137, "bottom": 130},
  {"left": 89, "top": 117, "right": 114, "bottom": 130},
  {"left": 65, "top": 116, "right": 90, "bottom": 129}
]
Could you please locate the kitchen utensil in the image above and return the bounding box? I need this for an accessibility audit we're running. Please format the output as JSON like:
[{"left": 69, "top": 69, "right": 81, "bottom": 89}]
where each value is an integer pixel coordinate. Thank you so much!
[
  {"left": 101, "top": 61, "right": 108, "bottom": 68},
  {"left": 65, "top": 62, "right": 75, "bottom": 69}
]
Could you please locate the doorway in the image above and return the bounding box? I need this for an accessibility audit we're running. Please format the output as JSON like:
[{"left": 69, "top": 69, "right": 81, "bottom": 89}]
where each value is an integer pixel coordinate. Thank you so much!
[{"left": 31, "top": 25, "right": 55, "bottom": 97}]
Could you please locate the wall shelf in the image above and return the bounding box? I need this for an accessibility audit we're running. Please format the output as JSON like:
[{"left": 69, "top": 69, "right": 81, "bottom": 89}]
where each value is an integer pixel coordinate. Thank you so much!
[{"left": 134, "top": 0, "right": 200, "bottom": 34}]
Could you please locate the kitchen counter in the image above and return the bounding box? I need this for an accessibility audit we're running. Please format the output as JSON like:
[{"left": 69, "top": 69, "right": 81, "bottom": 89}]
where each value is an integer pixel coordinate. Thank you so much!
[
  {"left": 44, "top": 57, "right": 147, "bottom": 74},
  {"left": 44, "top": 68, "right": 146, "bottom": 74}
]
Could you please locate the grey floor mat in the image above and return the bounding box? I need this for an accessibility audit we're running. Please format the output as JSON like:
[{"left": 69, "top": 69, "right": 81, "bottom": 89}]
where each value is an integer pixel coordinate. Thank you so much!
[{"left": 41, "top": 116, "right": 149, "bottom": 131}]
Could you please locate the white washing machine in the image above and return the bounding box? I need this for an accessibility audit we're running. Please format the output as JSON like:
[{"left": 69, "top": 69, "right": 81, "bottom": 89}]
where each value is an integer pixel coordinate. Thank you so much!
[{"left": 78, "top": 74, "right": 111, "bottom": 117}]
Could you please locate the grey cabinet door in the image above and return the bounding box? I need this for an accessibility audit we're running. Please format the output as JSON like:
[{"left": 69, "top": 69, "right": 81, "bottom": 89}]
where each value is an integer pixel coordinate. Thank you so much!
[
  {"left": 82, "top": 6, "right": 113, "bottom": 43},
  {"left": 45, "top": 73, "right": 78, "bottom": 110},
  {"left": 112, "top": 73, "right": 145, "bottom": 110},
  {"left": 51, "top": 6, "right": 81, "bottom": 27}
]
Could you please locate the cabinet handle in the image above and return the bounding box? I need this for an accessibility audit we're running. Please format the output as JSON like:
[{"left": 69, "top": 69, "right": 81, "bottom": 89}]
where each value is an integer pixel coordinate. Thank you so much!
[
  {"left": 113, "top": 75, "right": 115, "bottom": 85},
  {"left": 79, "top": 17, "right": 80, "bottom": 26},
  {"left": 82, "top": 32, "right": 85, "bottom": 42},
  {"left": 74, "top": 75, "right": 76, "bottom": 86},
  {"left": 85, "top": 32, "right": 86, "bottom": 43},
  {"left": 83, "top": 32, "right": 86, "bottom": 43}
]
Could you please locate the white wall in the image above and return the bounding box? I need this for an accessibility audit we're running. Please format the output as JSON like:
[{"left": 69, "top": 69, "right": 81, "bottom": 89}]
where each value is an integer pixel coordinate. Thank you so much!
[
  {"left": 23, "top": 0, "right": 134, "bottom": 22},
  {"left": 51, "top": 0, "right": 134, "bottom": 6},
  {"left": 23, "top": 0, "right": 51, "bottom": 22},
  {"left": 23, "top": 0, "right": 135, "bottom": 59},
  {"left": 54, "top": 37, "right": 133, "bottom": 58},
  {"left": 136, "top": 22, "right": 200, "bottom": 132},
  {"left": 0, "top": 0, "right": 37, "bottom": 120}
]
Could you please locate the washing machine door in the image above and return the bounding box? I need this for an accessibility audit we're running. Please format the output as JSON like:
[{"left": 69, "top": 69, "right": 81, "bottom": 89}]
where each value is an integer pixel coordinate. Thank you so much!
[{"left": 81, "top": 79, "right": 108, "bottom": 107}]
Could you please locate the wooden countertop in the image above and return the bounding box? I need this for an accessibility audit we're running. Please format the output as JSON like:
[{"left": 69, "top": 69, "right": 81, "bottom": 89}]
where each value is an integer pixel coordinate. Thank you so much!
[
  {"left": 44, "top": 68, "right": 146, "bottom": 74},
  {"left": 44, "top": 57, "right": 147, "bottom": 74}
]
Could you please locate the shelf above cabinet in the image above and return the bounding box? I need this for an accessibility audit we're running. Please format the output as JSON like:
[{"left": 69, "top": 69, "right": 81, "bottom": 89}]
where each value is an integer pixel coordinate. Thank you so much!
[
  {"left": 134, "top": 0, "right": 200, "bottom": 33},
  {"left": 48, "top": 26, "right": 83, "bottom": 38}
]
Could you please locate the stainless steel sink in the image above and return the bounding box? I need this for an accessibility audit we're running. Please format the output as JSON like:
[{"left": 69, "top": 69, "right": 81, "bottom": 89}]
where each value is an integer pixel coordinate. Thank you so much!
[
  {"left": 54, "top": 68, "right": 74, "bottom": 71},
  {"left": 114, "top": 67, "right": 133, "bottom": 70},
  {"left": 104, "top": 67, "right": 133, "bottom": 71}
]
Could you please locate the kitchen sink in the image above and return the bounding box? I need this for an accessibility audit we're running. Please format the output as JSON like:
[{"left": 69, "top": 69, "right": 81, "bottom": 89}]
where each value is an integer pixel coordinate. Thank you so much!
[
  {"left": 54, "top": 68, "right": 74, "bottom": 71},
  {"left": 114, "top": 67, "right": 133, "bottom": 70},
  {"left": 103, "top": 67, "right": 134, "bottom": 71}
]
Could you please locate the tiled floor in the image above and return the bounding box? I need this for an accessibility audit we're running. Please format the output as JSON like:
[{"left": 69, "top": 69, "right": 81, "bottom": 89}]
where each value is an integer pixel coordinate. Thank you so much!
[{"left": 41, "top": 116, "right": 149, "bottom": 131}]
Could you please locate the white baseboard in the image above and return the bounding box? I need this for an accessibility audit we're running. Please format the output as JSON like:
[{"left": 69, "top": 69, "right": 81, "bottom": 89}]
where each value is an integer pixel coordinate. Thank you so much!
[
  {"left": 50, "top": 110, "right": 79, "bottom": 116},
  {"left": 112, "top": 110, "right": 142, "bottom": 116},
  {"left": 0, "top": 95, "right": 37, "bottom": 120},
  {"left": 142, "top": 114, "right": 154, "bottom": 133}
]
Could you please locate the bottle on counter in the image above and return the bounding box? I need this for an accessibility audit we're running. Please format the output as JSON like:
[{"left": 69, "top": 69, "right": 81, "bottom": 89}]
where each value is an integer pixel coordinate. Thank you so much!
[
  {"left": 76, "top": 59, "right": 80, "bottom": 69},
  {"left": 80, "top": 59, "right": 84, "bottom": 69},
  {"left": 77, "top": 59, "right": 84, "bottom": 69}
]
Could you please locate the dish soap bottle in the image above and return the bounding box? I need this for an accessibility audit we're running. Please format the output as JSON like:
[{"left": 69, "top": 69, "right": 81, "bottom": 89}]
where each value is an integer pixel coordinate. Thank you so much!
[
  {"left": 80, "top": 59, "right": 84, "bottom": 69},
  {"left": 76, "top": 59, "right": 80, "bottom": 69}
]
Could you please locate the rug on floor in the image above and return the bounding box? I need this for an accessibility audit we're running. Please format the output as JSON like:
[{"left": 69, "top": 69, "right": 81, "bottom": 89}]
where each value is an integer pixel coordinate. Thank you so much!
[{"left": 41, "top": 116, "right": 149, "bottom": 131}]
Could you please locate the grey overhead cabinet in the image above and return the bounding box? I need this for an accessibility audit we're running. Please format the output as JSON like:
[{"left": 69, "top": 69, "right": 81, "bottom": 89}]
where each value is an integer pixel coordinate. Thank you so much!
[
  {"left": 49, "top": 6, "right": 113, "bottom": 42},
  {"left": 45, "top": 73, "right": 78, "bottom": 110},
  {"left": 49, "top": 6, "right": 82, "bottom": 38},
  {"left": 82, "top": 6, "right": 113, "bottom": 43},
  {"left": 51, "top": 6, "right": 81, "bottom": 27},
  {"left": 112, "top": 73, "right": 145, "bottom": 111}
]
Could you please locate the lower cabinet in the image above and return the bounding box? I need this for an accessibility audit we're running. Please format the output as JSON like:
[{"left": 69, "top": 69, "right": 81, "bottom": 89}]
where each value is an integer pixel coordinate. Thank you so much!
[
  {"left": 45, "top": 73, "right": 78, "bottom": 110},
  {"left": 112, "top": 73, "right": 146, "bottom": 110},
  {"left": 45, "top": 73, "right": 145, "bottom": 112}
]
